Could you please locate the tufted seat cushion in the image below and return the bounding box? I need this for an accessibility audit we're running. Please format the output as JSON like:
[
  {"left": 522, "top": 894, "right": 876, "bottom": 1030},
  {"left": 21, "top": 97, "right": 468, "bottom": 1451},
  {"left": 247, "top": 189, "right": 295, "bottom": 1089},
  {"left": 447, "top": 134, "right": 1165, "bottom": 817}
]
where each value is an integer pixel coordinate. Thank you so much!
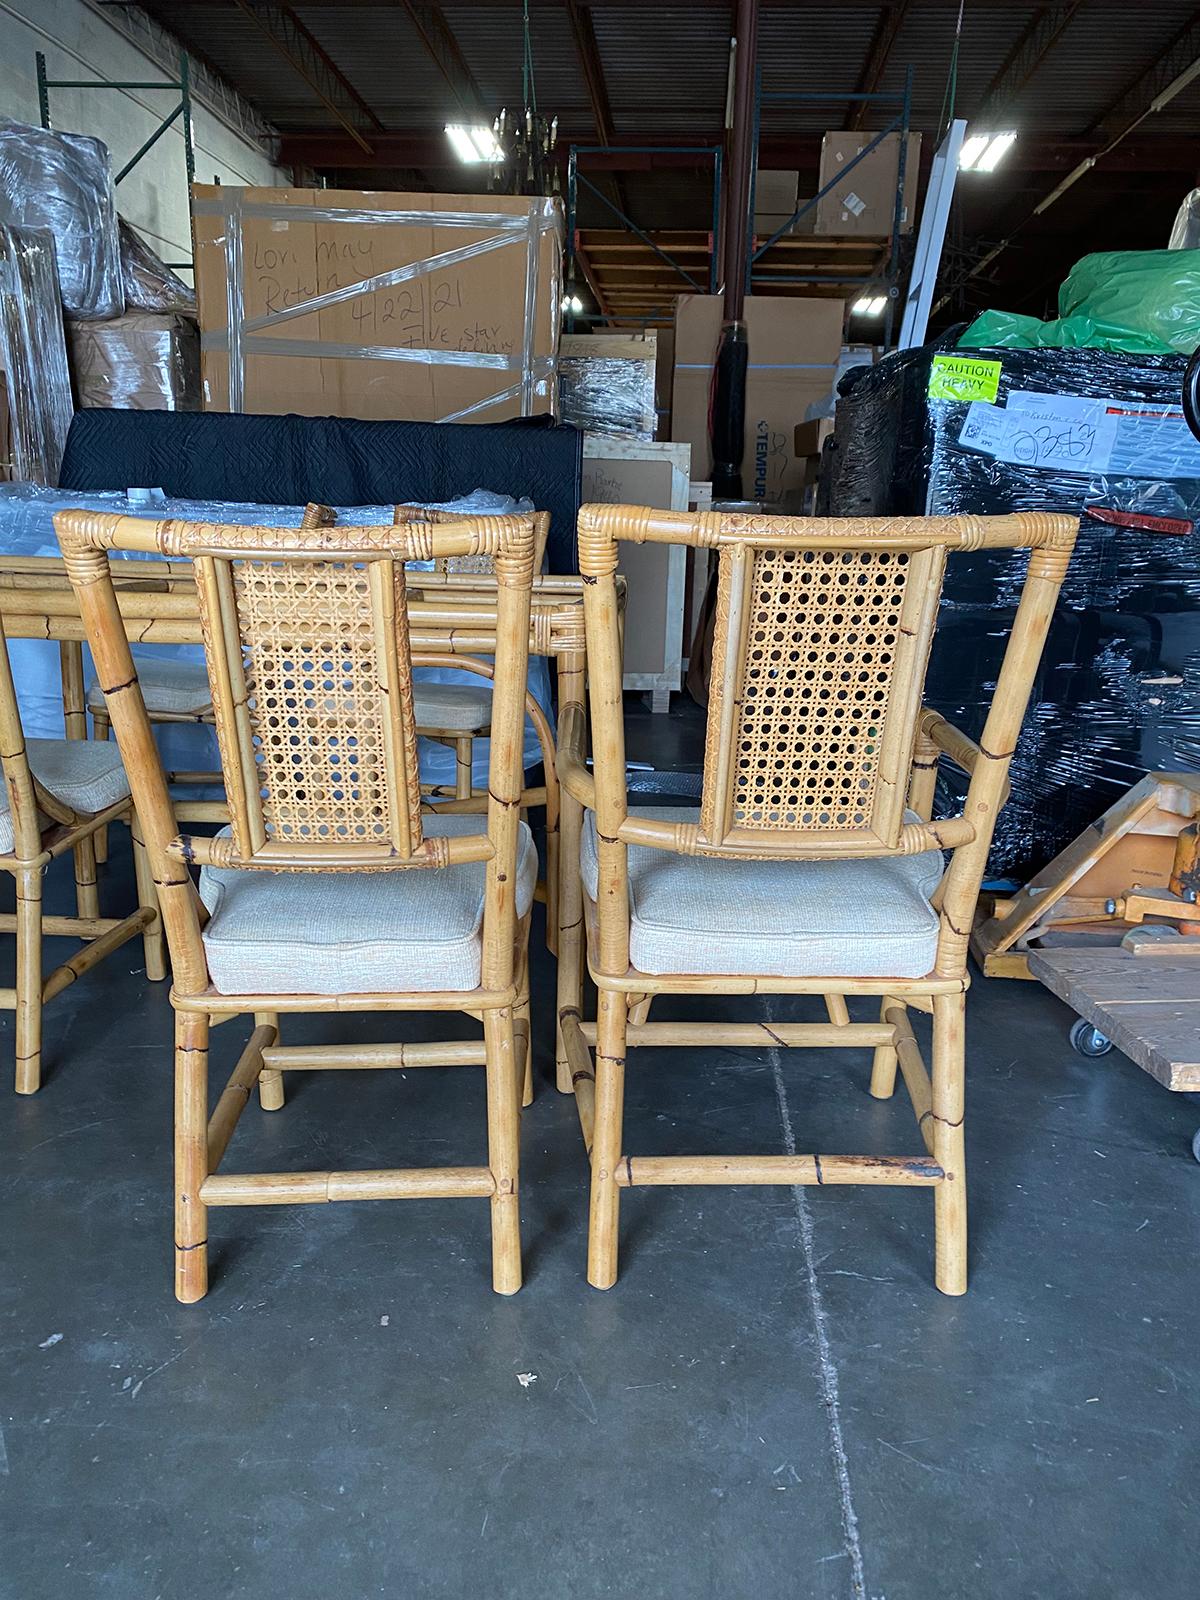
[
  {"left": 413, "top": 680, "right": 494, "bottom": 733},
  {"left": 198, "top": 814, "right": 537, "bottom": 995},
  {"left": 88, "top": 655, "right": 212, "bottom": 718},
  {"left": 580, "top": 805, "right": 945, "bottom": 979},
  {"left": 0, "top": 739, "right": 130, "bottom": 854}
]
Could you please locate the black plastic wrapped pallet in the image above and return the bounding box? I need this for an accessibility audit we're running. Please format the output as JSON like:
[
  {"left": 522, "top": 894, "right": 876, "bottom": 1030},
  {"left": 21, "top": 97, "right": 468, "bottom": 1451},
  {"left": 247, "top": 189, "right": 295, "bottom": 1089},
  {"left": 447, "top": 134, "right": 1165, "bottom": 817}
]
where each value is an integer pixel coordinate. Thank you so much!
[{"left": 830, "top": 344, "right": 1200, "bottom": 880}]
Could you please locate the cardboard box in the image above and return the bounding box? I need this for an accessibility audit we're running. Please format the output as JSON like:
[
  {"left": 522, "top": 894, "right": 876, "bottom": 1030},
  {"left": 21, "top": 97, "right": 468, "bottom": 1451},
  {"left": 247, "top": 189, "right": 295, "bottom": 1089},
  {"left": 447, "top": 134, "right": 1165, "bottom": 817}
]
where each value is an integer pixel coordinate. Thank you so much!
[
  {"left": 193, "top": 185, "right": 563, "bottom": 423},
  {"left": 753, "top": 170, "right": 798, "bottom": 231},
  {"left": 670, "top": 295, "right": 843, "bottom": 506},
  {"left": 815, "top": 132, "right": 921, "bottom": 237}
]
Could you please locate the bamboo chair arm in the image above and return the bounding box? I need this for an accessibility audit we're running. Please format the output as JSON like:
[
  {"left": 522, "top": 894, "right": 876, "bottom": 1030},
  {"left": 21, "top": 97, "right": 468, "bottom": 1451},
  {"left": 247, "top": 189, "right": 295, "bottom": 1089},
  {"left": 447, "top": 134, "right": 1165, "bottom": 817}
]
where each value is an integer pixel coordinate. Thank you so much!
[
  {"left": 918, "top": 709, "right": 1013, "bottom": 807},
  {"left": 556, "top": 702, "right": 596, "bottom": 812}
]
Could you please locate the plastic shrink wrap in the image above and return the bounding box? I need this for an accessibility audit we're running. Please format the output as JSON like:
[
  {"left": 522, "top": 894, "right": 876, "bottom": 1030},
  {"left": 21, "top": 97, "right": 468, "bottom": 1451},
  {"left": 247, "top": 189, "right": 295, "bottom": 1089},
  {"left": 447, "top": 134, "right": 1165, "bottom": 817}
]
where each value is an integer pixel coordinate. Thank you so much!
[
  {"left": 118, "top": 220, "right": 196, "bottom": 313},
  {"left": 67, "top": 311, "right": 200, "bottom": 410},
  {"left": 829, "top": 342, "right": 1200, "bottom": 880},
  {"left": 0, "top": 121, "right": 122, "bottom": 319},
  {"left": 558, "top": 353, "right": 656, "bottom": 438},
  {"left": 0, "top": 226, "right": 73, "bottom": 483}
]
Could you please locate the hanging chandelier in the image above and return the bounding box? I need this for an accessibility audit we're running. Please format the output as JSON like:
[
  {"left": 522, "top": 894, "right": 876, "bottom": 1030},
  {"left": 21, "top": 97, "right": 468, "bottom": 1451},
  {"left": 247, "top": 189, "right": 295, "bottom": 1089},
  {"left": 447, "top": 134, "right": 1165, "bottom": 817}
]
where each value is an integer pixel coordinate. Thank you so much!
[{"left": 488, "top": 0, "right": 559, "bottom": 196}]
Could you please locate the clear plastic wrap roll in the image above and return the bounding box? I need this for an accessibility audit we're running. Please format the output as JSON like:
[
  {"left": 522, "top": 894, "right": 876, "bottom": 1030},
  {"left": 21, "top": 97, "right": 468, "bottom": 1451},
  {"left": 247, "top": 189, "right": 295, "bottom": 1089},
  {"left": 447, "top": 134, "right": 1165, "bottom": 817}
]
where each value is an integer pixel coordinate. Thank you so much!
[
  {"left": 0, "top": 225, "right": 73, "bottom": 483},
  {"left": 67, "top": 311, "right": 200, "bottom": 411},
  {"left": 830, "top": 343, "right": 1200, "bottom": 880},
  {"left": 0, "top": 120, "right": 122, "bottom": 319}
]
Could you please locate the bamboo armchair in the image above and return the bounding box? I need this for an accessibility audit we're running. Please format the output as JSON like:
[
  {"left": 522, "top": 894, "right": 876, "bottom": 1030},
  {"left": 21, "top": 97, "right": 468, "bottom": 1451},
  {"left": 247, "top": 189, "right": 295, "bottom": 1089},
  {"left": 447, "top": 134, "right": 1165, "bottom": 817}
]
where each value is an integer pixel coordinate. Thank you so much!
[
  {"left": 394, "top": 505, "right": 550, "bottom": 800},
  {"left": 0, "top": 613, "right": 163, "bottom": 1093},
  {"left": 55, "top": 506, "right": 537, "bottom": 1302},
  {"left": 559, "top": 503, "right": 1078, "bottom": 1295}
]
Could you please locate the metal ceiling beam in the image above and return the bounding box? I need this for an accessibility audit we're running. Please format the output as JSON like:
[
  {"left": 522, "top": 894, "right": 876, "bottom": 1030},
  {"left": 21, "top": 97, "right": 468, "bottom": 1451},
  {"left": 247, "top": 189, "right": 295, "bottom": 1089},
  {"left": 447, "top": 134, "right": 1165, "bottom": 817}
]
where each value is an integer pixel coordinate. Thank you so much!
[
  {"left": 936, "top": 10, "right": 1200, "bottom": 310},
  {"left": 971, "top": 1, "right": 1086, "bottom": 130},
  {"left": 228, "top": 1, "right": 382, "bottom": 152},
  {"left": 565, "top": 0, "right": 615, "bottom": 146},
  {"left": 1086, "top": 4, "right": 1200, "bottom": 136},
  {"left": 394, "top": 1, "right": 488, "bottom": 118},
  {"left": 847, "top": 1, "right": 914, "bottom": 131},
  {"left": 278, "top": 128, "right": 1196, "bottom": 173}
]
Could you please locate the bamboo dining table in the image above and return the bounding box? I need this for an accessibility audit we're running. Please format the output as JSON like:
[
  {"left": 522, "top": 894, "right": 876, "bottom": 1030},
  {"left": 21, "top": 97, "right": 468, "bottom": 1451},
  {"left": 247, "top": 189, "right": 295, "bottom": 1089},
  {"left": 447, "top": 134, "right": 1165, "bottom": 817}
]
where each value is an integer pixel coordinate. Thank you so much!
[{"left": 0, "top": 550, "right": 600, "bottom": 1094}]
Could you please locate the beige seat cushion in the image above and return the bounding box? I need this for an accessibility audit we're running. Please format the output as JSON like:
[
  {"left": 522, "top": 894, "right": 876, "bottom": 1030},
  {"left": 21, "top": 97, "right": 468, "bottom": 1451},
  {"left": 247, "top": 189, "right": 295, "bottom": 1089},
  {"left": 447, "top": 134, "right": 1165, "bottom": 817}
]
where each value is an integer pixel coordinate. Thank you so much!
[
  {"left": 199, "top": 814, "right": 537, "bottom": 995},
  {"left": 413, "top": 681, "right": 493, "bottom": 733},
  {"left": 0, "top": 738, "right": 130, "bottom": 854},
  {"left": 88, "top": 655, "right": 212, "bottom": 717},
  {"left": 581, "top": 805, "right": 944, "bottom": 979}
]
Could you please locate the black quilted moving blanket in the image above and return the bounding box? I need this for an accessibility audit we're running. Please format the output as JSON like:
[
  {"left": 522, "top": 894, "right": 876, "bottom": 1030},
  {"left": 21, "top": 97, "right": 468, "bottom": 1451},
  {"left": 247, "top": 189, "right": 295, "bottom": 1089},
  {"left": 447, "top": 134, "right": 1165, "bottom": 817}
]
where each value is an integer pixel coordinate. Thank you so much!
[{"left": 58, "top": 409, "right": 584, "bottom": 570}]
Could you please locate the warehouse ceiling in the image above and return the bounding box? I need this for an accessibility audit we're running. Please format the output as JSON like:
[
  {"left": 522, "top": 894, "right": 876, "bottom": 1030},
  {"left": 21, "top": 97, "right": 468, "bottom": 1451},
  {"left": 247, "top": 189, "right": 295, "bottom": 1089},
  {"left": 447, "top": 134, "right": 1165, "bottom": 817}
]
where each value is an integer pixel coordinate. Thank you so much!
[{"left": 129, "top": 0, "right": 1200, "bottom": 326}]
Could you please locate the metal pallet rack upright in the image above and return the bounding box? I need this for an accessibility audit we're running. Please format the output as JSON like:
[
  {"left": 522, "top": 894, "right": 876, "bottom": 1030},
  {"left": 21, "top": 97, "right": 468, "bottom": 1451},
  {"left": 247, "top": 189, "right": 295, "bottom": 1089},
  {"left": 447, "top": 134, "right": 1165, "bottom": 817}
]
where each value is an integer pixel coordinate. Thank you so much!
[
  {"left": 35, "top": 47, "right": 196, "bottom": 272},
  {"left": 564, "top": 144, "right": 723, "bottom": 330},
  {"left": 748, "top": 66, "right": 914, "bottom": 349}
]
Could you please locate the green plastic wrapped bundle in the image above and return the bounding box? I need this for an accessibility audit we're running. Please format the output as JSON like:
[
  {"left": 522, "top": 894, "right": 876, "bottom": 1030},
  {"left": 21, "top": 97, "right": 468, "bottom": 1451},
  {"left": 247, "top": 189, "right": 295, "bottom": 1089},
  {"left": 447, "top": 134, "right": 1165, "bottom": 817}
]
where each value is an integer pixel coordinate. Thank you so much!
[{"left": 959, "top": 249, "right": 1200, "bottom": 354}]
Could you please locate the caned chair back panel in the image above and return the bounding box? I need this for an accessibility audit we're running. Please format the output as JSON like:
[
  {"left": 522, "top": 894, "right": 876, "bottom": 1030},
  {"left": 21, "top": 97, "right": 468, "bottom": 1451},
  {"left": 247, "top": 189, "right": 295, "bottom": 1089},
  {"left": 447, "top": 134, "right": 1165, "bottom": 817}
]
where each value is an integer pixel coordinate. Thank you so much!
[
  {"left": 53, "top": 509, "right": 536, "bottom": 997},
  {"left": 193, "top": 551, "right": 423, "bottom": 869},
  {"left": 394, "top": 505, "right": 550, "bottom": 575},
  {"left": 703, "top": 540, "right": 946, "bottom": 850}
]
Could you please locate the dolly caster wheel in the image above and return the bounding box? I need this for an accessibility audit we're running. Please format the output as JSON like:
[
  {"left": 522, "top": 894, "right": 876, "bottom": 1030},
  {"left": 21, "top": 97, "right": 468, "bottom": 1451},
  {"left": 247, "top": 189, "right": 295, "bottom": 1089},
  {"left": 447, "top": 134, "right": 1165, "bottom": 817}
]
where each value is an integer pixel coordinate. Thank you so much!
[{"left": 1070, "top": 1018, "right": 1113, "bottom": 1058}]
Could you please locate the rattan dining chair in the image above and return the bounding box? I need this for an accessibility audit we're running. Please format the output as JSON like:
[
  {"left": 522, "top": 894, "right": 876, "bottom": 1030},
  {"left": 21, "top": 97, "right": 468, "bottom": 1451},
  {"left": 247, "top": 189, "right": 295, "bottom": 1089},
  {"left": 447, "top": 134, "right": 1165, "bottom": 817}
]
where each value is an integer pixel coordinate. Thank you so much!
[
  {"left": 394, "top": 505, "right": 550, "bottom": 799},
  {"left": 56, "top": 506, "right": 537, "bottom": 1302},
  {"left": 0, "top": 613, "right": 164, "bottom": 1093},
  {"left": 558, "top": 503, "right": 1078, "bottom": 1295}
]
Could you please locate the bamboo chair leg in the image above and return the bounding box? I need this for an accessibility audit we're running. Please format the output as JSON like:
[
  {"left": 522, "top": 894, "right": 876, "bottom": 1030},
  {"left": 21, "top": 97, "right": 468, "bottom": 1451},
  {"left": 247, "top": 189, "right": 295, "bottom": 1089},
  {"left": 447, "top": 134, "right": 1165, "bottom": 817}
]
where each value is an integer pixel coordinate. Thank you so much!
[
  {"left": 174, "top": 1011, "right": 210, "bottom": 1304},
  {"left": 92, "top": 710, "right": 110, "bottom": 864},
  {"left": 14, "top": 866, "right": 43, "bottom": 1095},
  {"left": 932, "top": 992, "right": 967, "bottom": 1296},
  {"left": 73, "top": 833, "right": 100, "bottom": 920},
  {"left": 131, "top": 814, "right": 166, "bottom": 982},
  {"left": 484, "top": 1006, "right": 522, "bottom": 1294},
  {"left": 870, "top": 997, "right": 901, "bottom": 1098},
  {"left": 516, "top": 991, "right": 533, "bottom": 1109},
  {"left": 255, "top": 1011, "right": 285, "bottom": 1110},
  {"left": 454, "top": 737, "right": 473, "bottom": 800},
  {"left": 588, "top": 987, "right": 628, "bottom": 1290}
]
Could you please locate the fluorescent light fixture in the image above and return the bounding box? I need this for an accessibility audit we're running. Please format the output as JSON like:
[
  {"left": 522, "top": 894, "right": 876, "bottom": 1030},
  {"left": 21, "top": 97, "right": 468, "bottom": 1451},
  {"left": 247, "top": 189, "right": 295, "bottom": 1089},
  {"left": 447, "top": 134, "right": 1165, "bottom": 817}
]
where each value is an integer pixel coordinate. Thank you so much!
[
  {"left": 853, "top": 295, "right": 887, "bottom": 316},
  {"left": 564, "top": 294, "right": 584, "bottom": 314},
  {"left": 960, "top": 130, "right": 1017, "bottom": 172},
  {"left": 445, "top": 123, "right": 502, "bottom": 163}
]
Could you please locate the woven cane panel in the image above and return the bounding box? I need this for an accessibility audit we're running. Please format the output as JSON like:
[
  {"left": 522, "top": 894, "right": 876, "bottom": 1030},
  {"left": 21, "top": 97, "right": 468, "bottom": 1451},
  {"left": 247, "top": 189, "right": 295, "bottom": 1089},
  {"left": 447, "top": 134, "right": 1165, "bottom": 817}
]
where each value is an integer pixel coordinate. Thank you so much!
[
  {"left": 230, "top": 559, "right": 400, "bottom": 846},
  {"left": 732, "top": 547, "right": 912, "bottom": 831}
]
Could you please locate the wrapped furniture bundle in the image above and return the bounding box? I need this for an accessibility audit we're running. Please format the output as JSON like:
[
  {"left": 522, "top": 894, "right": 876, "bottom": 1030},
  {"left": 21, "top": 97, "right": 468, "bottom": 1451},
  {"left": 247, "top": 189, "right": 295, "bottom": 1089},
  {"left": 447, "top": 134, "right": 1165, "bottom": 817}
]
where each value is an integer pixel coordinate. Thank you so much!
[{"left": 829, "top": 343, "right": 1200, "bottom": 878}]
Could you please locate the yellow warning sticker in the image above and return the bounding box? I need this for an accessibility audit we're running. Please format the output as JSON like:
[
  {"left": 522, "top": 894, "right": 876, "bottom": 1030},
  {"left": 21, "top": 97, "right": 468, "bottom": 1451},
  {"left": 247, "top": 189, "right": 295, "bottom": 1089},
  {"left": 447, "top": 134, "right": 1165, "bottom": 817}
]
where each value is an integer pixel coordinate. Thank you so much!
[{"left": 928, "top": 354, "right": 1002, "bottom": 403}]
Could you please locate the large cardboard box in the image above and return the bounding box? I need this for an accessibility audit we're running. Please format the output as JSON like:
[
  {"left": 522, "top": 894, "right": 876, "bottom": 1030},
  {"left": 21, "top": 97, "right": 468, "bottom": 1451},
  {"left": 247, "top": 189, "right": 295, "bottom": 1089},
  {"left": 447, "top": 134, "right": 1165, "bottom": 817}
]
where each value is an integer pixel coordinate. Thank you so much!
[
  {"left": 815, "top": 132, "right": 921, "bottom": 237},
  {"left": 753, "top": 170, "right": 798, "bottom": 231},
  {"left": 193, "top": 185, "right": 563, "bottom": 422},
  {"left": 670, "top": 295, "right": 843, "bottom": 506}
]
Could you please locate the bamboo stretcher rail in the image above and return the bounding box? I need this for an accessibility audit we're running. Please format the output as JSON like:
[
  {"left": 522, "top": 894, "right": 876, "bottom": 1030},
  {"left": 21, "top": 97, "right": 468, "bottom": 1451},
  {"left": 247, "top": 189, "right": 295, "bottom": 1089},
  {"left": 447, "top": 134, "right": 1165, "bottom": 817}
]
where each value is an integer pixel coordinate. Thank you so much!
[
  {"left": 207, "top": 1023, "right": 276, "bottom": 1170},
  {"left": 615, "top": 1155, "right": 945, "bottom": 1186},
  {"left": 579, "top": 1020, "right": 897, "bottom": 1048},
  {"left": 200, "top": 1168, "right": 497, "bottom": 1205},
  {"left": 261, "top": 1041, "right": 488, "bottom": 1070},
  {"left": 40, "top": 907, "right": 156, "bottom": 1003}
]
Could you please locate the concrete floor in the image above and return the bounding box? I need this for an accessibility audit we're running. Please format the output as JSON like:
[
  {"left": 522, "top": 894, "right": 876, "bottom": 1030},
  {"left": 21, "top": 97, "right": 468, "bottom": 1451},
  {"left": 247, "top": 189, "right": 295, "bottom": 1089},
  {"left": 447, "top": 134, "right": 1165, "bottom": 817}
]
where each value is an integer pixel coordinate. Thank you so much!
[{"left": 3, "top": 728, "right": 1200, "bottom": 1598}]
